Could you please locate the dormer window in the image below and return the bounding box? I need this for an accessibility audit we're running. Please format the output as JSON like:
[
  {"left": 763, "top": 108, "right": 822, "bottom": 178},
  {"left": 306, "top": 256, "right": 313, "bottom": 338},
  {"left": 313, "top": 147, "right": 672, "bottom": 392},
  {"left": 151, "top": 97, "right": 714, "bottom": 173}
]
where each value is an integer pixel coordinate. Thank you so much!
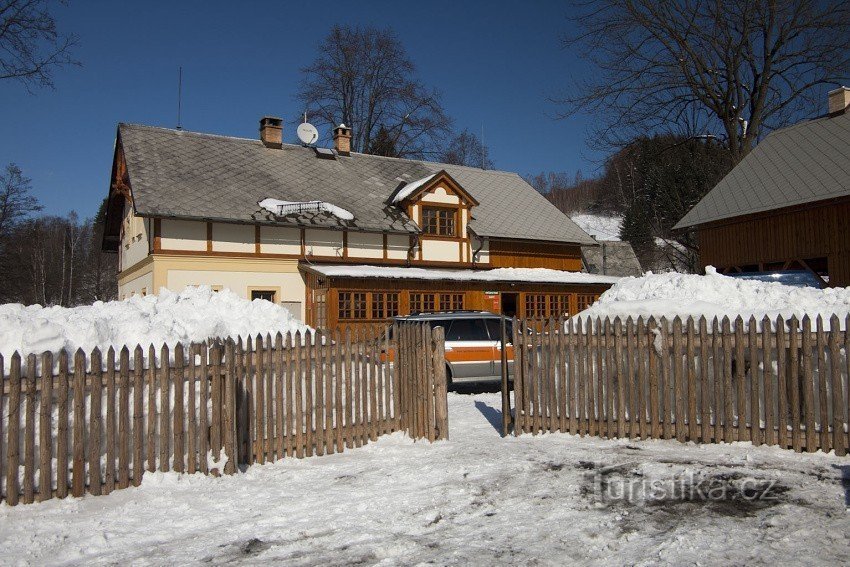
[{"left": 422, "top": 206, "right": 457, "bottom": 237}]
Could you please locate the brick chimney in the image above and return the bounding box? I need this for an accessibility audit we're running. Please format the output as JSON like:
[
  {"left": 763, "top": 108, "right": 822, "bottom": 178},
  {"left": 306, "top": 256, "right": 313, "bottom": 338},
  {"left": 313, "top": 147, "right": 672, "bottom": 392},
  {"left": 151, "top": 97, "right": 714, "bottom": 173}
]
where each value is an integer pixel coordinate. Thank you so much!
[
  {"left": 259, "top": 116, "right": 283, "bottom": 148},
  {"left": 333, "top": 124, "right": 352, "bottom": 155},
  {"left": 828, "top": 87, "right": 850, "bottom": 115}
]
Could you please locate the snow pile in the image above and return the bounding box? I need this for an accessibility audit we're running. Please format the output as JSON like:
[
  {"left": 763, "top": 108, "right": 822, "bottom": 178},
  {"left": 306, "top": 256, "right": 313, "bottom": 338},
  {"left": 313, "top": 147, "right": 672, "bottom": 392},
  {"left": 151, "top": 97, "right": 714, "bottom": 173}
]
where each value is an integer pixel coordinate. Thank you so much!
[
  {"left": 0, "top": 286, "right": 310, "bottom": 369},
  {"left": 577, "top": 266, "right": 850, "bottom": 327},
  {"left": 259, "top": 198, "right": 354, "bottom": 221},
  {"left": 311, "top": 264, "right": 620, "bottom": 285},
  {"left": 392, "top": 173, "right": 436, "bottom": 203},
  {"left": 570, "top": 213, "right": 622, "bottom": 241}
]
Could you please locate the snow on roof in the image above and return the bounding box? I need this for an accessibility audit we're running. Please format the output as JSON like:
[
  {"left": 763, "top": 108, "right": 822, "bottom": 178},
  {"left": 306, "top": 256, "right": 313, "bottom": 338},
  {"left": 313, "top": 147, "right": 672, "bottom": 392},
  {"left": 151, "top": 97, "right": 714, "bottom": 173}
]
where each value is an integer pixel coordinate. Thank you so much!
[
  {"left": 569, "top": 214, "right": 622, "bottom": 242},
  {"left": 308, "top": 265, "right": 620, "bottom": 285},
  {"left": 576, "top": 266, "right": 850, "bottom": 329},
  {"left": 259, "top": 198, "right": 354, "bottom": 221},
  {"left": 391, "top": 174, "right": 436, "bottom": 203}
]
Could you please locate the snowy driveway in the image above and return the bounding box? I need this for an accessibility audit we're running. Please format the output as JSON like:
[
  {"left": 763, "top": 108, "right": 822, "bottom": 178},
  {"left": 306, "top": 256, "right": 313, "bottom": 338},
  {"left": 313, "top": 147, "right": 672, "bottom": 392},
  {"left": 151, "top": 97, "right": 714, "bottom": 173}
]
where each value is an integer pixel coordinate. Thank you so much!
[{"left": 1, "top": 392, "right": 848, "bottom": 566}]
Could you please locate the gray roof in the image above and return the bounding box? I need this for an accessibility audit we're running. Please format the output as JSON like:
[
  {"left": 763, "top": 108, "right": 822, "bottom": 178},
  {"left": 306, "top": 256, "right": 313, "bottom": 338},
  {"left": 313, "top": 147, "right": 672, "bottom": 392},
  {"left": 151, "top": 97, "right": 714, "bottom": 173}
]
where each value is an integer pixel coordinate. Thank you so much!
[
  {"left": 674, "top": 111, "right": 850, "bottom": 230},
  {"left": 581, "top": 241, "right": 643, "bottom": 277},
  {"left": 119, "top": 123, "right": 596, "bottom": 245}
]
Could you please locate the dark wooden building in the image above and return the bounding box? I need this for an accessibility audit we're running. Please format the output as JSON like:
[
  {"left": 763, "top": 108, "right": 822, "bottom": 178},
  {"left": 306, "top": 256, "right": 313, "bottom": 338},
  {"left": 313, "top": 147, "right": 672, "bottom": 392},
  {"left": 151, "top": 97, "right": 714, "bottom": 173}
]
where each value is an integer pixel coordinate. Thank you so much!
[{"left": 674, "top": 87, "right": 850, "bottom": 287}]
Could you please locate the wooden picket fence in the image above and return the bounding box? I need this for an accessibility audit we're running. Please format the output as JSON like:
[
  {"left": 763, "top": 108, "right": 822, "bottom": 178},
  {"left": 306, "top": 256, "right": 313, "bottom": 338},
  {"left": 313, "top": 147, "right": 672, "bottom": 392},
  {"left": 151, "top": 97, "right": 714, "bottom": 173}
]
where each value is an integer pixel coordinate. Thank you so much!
[
  {"left": 0, "top": 323, "right": 448, "bottom": 506},
  {"left": 509, "top": 314, "right": 850, "bottom": 456}
]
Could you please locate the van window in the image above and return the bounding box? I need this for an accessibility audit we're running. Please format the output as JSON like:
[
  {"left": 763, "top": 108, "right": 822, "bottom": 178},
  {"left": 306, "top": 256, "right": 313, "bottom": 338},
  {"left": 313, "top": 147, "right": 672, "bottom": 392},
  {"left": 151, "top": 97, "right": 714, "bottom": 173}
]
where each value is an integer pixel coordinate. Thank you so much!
[
  {"left": 445, "top": 318, "right": 490, "bottom": 341},
  {"left": 485, "top": 319, "right": 512, "bottom": 342}
]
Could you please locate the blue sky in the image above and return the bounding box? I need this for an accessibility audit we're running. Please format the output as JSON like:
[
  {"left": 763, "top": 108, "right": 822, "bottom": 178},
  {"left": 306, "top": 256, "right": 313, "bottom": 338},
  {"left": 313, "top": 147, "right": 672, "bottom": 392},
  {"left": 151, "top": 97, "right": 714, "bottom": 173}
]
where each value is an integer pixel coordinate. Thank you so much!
[{"left": 0, "top": 0, "right": 598, "bottom": 218}]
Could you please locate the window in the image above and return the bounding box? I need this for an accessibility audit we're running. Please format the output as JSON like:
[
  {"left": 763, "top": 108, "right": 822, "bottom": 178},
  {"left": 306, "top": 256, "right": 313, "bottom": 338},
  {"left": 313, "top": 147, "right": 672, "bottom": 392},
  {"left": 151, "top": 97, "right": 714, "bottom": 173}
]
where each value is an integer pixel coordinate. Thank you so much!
[
  {"left": 251, "top": 289, "right": 277, "bottom": 302},
  {"left": 525, "top": 294, "right": 573, "bottom": 318},
  {"left": 410, "top": 292, "right": 436, "bottom": 313},
  {"left": 577, "top": 293, "right": 598, "bottom": 312},
  {"left": 439, "top": 293, "right": 464, "bottom": 311},
  {"left": 339, "top": 291, "right": 367, "bottom": 320},
  {"left": 550, "top": 295, "right": 571, "bottom": 317},
  {"left": 525, "top": 294, "right": 548, "bottom": 318},
  {"left": 445, "top": 318, "right": 490, "bottom": 341},
  {"left": 421, "top": 206, "right": 457, "bottom": 237},
  {"left": 371, "top": 292, "right": 400, "bottom": 319},
  {"left": 485, "top": 318, "right": 513, "bottom": 343}
]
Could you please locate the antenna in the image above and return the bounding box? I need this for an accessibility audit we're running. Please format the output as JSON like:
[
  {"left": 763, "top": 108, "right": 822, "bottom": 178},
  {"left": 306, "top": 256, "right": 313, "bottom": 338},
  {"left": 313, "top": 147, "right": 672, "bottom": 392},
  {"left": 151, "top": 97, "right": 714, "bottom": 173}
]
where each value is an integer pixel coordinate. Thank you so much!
[
  {"left": 480, "top": 122, "right": 485, "bottom": 169},
  {"left": 176, "top": 66, "right": 183, "bottom": 130}
]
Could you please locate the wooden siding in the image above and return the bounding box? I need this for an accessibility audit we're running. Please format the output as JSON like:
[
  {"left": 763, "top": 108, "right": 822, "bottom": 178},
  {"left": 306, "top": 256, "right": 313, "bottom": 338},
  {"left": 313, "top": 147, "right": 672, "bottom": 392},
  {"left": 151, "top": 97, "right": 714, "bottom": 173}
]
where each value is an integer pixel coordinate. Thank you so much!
[
  {"left": 488, "top": 239, "right": 583, "bottom": 270},
  {"left": 696, "top": 198, "right": 850, "bottom": 287}
]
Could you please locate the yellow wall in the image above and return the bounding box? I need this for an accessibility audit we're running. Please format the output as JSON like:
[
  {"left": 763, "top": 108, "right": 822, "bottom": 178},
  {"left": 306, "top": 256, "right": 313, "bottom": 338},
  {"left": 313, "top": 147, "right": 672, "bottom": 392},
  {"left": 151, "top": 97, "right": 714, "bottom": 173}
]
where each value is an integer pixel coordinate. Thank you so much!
[
  {"left": 421, "top": 239, "right": 462, "bottom": 262},
  {"left": 387, "top": 234, "right": 409, "bottom": 260},
  {"left": 304, "top": 228, "right": 343, "bottom": 258},
  {"left": 117, "top": 257, "right": 154, "bottom": 299},
  {"left": 120, "top": 202, "right": 149, "bottom": 271},
  {"left": 347, "top": 231, "right": 383, "bottom": 259},
  {"left": 212, "top": 223, "right": 254, "bottom": 253},
  {"left": 261, "top": 225, "right": 301, "bottom": 255},
  {"left": 161, "top": 219, "right": 206, "bottom": 251}
]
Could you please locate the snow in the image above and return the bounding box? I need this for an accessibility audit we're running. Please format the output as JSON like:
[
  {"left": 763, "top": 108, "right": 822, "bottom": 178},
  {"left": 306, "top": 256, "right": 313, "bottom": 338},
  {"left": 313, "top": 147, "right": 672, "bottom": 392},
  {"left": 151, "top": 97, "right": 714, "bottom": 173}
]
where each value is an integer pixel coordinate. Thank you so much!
[
  {"left": 577, "top": 266, "right": 850, "bottom": 328},
  {"left": 0, "top": 286, "right": 310, "bottom": 370},
  {"left": 259, "top": 198, "right": 354, "bottom": 221},
  {"left": 1, "top": 392, "right": 847, "bottom": 565},
  {"left": 391, "top": 173, "right": 436, "bottom": 203},
  {"left": 570, "top": 214, "right": 623, "bottom": 241},
  {"left": 309, "top": 265, "right": 621, "bottom": 285}
]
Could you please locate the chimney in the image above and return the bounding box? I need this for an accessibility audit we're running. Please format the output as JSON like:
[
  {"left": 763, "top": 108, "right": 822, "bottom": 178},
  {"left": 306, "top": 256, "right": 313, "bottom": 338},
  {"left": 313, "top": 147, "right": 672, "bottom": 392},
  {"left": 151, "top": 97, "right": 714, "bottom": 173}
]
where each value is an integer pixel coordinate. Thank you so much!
[
  {"left": 333, "top": 124, "right": 352, "bottom": 155},
  {"left": 828, "top": 87, "right": 850, "bottom": 115},
  {"left": 259, "top": 116, "right": 283, "bottom": 148}
]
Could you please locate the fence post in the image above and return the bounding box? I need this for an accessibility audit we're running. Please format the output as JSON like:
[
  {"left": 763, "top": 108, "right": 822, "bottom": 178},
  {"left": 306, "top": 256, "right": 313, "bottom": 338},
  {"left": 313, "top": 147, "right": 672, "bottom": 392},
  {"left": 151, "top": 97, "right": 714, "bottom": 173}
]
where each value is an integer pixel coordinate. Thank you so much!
[
  {"left": 433, "top": 326, "right": 449, "bottom": 440},
  {"left": 223, "top": 339, "right": 237, "bottom": 474},
  {"left": 500, "top": 316, "right": 511, "bottom": 437}
]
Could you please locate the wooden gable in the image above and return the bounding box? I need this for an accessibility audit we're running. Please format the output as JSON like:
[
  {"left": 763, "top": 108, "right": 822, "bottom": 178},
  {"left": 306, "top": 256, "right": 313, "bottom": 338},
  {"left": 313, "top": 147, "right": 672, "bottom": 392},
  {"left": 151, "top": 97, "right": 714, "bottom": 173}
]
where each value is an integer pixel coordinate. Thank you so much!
[
  {"left": 395, "top": 170, "right": 479, "bottom": 208},
  {"left": 102, "top": 133, "right": 133, "bottom": 252}
]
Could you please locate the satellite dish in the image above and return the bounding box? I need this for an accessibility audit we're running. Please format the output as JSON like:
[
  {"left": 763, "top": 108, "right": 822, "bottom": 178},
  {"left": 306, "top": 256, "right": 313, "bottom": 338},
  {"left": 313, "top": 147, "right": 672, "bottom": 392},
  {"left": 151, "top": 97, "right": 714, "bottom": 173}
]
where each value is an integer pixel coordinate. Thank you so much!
[{"left": 297, "top": 122, "right": 319, "bottom": 145}]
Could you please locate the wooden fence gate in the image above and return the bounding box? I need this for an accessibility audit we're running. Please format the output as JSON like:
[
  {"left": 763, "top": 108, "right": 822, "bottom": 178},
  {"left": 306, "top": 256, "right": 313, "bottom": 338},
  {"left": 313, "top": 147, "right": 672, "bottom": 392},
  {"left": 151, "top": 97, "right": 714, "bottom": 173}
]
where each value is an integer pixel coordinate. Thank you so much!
[
  {"left": 0, "top": 323, "right": 447, "bottom": 506},
  {"left": 504, "top": 314, "right": 850, "bottom": 456}
]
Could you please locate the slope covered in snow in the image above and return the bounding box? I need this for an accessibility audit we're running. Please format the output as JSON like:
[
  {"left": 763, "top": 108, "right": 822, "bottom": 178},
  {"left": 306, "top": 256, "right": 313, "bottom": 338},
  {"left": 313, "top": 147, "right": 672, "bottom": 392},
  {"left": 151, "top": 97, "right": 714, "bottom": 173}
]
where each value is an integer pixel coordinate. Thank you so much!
[
  {"left": 0, "top": 392, "right": 847, "bottom": 565},
  {"left": 570, "top": 214, "right": 623, "bottom": 241},
  {"left": 578, "top": 267, "right": 850, "bottom": 326},
  {"left": 0, "top": 286, "right": 310, "bottom": 369}
]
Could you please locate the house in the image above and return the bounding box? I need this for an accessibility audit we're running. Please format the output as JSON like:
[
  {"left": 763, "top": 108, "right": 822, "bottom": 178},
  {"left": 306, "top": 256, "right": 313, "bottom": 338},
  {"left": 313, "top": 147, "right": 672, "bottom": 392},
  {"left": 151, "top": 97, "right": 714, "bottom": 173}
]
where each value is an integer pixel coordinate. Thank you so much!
[
  {"left": 674, "top": 88, "right": 850, "bottom": 287},
  {"left": 102, "top": 117, "right": 618, "bottom": 332}
]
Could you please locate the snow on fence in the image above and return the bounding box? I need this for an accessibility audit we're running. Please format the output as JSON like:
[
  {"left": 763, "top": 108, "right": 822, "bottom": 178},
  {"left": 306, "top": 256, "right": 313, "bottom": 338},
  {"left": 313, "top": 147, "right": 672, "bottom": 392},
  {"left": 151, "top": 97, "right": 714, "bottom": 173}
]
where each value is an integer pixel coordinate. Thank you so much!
[
  {"left": 508, "top": 315, "right": 849, "bottom": 456},
  {"left": 0, "top": 323, "right": 448, "bottom": 506}
]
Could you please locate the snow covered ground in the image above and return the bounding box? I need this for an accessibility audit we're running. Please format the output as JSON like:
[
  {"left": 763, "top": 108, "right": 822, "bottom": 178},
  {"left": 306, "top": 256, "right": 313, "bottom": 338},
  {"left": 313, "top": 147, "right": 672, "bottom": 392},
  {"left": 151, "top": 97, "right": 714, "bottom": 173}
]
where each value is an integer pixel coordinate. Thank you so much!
[
  {"left": 579, "top": 267, "right": 850, "bottom": 328},
  {"left": 1, "top": 392, "right": 847, "bottom": 566}
]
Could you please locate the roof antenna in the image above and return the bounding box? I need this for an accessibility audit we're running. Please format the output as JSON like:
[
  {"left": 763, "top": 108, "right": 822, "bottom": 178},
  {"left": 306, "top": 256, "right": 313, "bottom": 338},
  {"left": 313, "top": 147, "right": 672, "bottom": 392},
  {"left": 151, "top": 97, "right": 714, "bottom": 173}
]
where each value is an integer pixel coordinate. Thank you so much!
[
  {"left": 480, "top": 122, "right": 485, "bottom": 169},
  {"left": 176, "top": 66, "right": 183, "bottom": 130}
]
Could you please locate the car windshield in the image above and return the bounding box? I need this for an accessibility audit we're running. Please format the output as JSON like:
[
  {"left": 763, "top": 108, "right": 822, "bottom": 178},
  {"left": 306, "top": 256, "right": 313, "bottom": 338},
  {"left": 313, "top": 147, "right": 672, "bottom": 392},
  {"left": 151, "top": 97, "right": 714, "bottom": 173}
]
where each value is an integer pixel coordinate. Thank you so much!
[
  {"left": 445, "top": 318, "right": 490, "bottom": 341},
  {"left": 725, "top": 270, "right": 823, "bottom": 288}
]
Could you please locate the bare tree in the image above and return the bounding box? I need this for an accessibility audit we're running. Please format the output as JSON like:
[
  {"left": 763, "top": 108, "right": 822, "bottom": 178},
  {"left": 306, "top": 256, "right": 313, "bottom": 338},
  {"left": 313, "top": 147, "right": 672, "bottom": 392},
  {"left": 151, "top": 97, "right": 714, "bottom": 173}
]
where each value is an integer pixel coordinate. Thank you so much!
[
  {"left": 557, "top": 0, "right": 850, "bottom": 162},
  {"left": 297, "top": 25, "right": 452, "bottom": 158},
  {"left": 0, "top": 163, "right": 42, "bottom": 237},
  {"left": 0, "top": 0, "right": 79, "bottom": 90},
  {"left": 440, "top": 129, "right": 493, "bottom": 169}
]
